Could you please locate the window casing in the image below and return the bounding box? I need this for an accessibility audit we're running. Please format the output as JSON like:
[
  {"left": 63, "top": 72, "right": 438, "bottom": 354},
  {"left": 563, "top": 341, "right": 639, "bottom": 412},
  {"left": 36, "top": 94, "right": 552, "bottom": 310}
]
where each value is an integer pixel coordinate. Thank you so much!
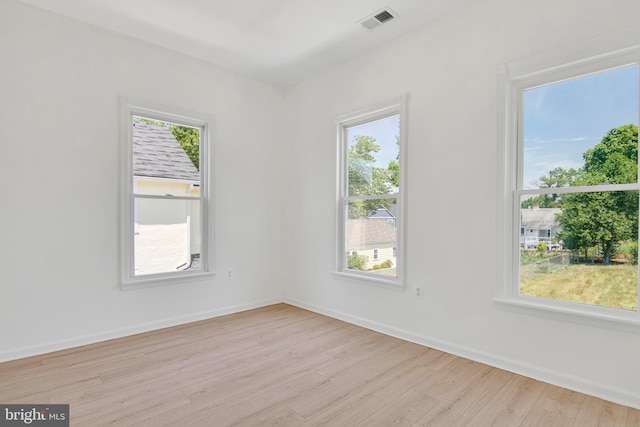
[
  {"left": 498, "top": 45, "right": 640, "bottom": 325},
  {"left": 336, "top": 97, "right": 407, "bottom": 287},
  {"left": 120, "top": 98, "right": 214, "bottom": 289}
]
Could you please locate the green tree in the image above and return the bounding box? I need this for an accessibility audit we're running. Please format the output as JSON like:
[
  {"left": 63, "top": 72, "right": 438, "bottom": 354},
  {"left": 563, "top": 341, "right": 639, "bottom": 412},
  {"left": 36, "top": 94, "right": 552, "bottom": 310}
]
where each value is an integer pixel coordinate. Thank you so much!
[
  {"left": 348, "top": 135, "right": 393, "bottom": 218},
  {"left": 347, "top": 252, "right": 368, "bottom": 271},
  {"left": 521, "top": 193, "right": 556, "bottom": 209},
  {"left": 557, "top": 124, "right": 638, "bottom": 262},
  {"left": 582, "top": 124, "right": 638, "bottom": 185},
  {"left": 135, "top": 117, "right": 200, "bottom": 170},
  {"left": 169, "top": 125, "right": 200, "bottom": 170},
  {"left": 521, "top": 167, "right": 579, "bottom": 208},
  {"left": 558, "top": 191, "right": 633, "bottom": 261},
  {"left": 388, "top": 136, "right": 400, "bottom": 188}
]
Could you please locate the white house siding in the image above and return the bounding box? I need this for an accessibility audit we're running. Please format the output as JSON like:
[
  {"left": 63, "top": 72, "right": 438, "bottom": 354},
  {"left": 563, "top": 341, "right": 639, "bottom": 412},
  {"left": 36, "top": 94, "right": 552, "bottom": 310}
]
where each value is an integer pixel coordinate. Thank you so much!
[
  {"left": 351, "top": 244, "right": 395, "bottom": 270},
  {"left": 520, "top": 208, "right": 563, "bottom": 247},
  {"left": 134, "top": 223, "right": 189, "bottom": 275},
  {"left": 346, "top": 218, "right": 397, "bottom": 270},
  {"left": 134, "top": 179, "right": 201, "bottom": 275},
  {"left": 189, "top": 188, "right": 201, "bottom": 255}
]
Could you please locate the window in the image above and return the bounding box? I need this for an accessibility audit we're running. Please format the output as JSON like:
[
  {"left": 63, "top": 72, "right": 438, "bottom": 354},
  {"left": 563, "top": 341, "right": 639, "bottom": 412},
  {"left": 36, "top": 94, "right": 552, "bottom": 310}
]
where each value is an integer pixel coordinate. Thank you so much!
[
  {"left": 498, "top": 46, "right": 640, "bottom": 323},
  {"left": 120, "top": 99, "right": 213, "bottom": 289},
  {"left": 336, "top": 97, "right": 406, "bottom": 286}
]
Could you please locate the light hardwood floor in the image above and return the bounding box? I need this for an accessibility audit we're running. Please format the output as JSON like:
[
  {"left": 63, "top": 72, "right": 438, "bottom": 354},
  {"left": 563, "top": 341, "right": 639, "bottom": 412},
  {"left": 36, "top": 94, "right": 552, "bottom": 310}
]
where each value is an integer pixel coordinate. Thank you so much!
[{"left": 1, "top": 304, "right": 638, "bottom": 426}]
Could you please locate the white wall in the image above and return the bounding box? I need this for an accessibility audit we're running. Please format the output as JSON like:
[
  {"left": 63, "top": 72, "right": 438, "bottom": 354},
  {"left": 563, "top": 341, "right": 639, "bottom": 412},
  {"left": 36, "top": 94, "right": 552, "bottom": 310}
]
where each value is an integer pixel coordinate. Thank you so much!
[
  {"left": 3, "top": 0, "right": 640, "bottom": 411},
  {"left": 0, "top": 0, "right": 286, "bottom": 360},
  {"left": 283, "top": 0, "right": 640, "bottom": 409}
]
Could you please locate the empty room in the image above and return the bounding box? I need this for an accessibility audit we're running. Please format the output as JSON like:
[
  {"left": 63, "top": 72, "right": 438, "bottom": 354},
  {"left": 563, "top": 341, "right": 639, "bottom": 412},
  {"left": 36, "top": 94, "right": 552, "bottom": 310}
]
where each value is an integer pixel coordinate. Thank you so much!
[{"left": 1, "top": 0, "right": 640, "bottom": 425}]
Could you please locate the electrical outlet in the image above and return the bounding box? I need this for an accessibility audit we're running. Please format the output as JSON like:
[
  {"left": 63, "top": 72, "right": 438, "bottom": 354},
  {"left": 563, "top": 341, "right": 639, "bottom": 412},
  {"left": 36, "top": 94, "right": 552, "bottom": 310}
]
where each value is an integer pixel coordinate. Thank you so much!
[
  {"left": 415, "top": 286, "right": 424, "bottom": 300},
  {"left": 226, "top": 268, "right": 233, "bottom": 279}
]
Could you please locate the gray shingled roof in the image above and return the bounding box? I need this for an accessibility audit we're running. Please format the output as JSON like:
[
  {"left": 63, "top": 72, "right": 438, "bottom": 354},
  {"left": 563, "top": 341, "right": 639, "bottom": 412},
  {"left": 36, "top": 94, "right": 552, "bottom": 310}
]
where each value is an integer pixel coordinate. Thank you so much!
[
  {"left": 347, "top": 218, "right": 397, "bottom": 246},
  {"left": 521, "top": 208, "right": 562, "bottom": 229},
  {"left": 133, "top": 121, "right": 199, "bottom": 182},
  {"left": 368, "top": 205, "right": 396, "bottom": 220}
]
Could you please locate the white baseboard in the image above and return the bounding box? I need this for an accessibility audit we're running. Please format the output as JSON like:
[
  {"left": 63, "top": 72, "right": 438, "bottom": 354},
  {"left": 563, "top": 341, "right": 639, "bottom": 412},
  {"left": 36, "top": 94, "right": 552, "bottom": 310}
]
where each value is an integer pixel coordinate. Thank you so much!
[
  {"left": 284, "top": 297, "right": 640, "bottom": 411},
  {"left": 0, "top": 298, "right": 282, "bottom": 363}
]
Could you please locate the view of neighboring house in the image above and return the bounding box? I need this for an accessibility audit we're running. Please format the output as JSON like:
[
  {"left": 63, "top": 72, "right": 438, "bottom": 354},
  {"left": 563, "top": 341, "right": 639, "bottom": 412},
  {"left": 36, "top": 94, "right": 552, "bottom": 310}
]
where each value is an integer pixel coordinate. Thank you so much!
[
  {"left": 367, "top": 205, "right": 397, "bottom": 228},
  {"left": 520, "top": 207, "right": 562, "bottom": 249},
  {"left": 347, "top": 217, "right": 397, "bottom": 270},
  {"left": 133, "top": 121, "right": 200, "bottom": 275}
]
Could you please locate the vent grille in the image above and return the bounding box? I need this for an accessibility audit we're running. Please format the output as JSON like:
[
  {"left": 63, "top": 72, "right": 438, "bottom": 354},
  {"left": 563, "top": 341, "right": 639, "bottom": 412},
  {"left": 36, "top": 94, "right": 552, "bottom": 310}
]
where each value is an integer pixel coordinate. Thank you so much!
[
  {"left": 359, "top": 8, "right": 396, "bottom": 30},
  {"left": 374, "top": 10, "right": 394, "bottom": 23}
]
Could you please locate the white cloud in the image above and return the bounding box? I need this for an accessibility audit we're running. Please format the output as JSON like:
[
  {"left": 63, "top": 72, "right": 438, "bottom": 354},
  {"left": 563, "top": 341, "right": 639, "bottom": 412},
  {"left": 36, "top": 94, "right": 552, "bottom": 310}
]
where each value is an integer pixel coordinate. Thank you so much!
[
  {"left": 534, "top": 159, "right": 583, "bottom": 171},
  {"left": 523, "top": 158, "right": 583, "bottom": 189},
  {"left": 525, "top": 136, "right": 589, "bottom": 145}
]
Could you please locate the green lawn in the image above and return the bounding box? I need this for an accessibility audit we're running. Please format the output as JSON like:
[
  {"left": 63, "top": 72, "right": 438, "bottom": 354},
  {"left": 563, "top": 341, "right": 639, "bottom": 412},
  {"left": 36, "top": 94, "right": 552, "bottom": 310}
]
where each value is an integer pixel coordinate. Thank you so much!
[
  {"left": 520, "top": 263, "right": 638, "bottom": 310},
  {"left": 374, "top": 267, "right": 396, "bottom": 276}
]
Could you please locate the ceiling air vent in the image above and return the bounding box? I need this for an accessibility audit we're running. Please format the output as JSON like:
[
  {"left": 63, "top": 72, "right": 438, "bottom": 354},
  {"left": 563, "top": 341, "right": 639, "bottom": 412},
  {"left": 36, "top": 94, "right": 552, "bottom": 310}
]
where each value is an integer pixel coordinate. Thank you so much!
[{"left": 359, "top": 8, "right": 397, "bottom": 30}]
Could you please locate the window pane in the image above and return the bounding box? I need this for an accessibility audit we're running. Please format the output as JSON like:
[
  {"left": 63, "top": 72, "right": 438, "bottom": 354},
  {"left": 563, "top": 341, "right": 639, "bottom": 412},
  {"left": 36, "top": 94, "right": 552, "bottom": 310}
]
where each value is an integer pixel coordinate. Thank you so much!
[
  {"left": 519, "top": 191, "right": 638, "bottom": 311},
  {"left": 523, "top": 65, "right": 638, "bottom": 189},
  {"left": 132, "top": 116, "right": 200, "bottom": 195},
  {"left": 347, "top": 114, "right": 399, "bottom": 196},
  {"left": 134, "top": 198, "right": 201, "bottom": 276},
  {"left": 345, "top": 198, "right": 397, "bottom": 276}
]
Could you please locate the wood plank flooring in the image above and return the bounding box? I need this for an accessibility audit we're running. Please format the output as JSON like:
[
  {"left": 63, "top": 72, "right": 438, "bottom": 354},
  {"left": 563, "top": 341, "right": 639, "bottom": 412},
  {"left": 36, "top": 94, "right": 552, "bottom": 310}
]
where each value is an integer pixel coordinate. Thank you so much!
[{"left": 1, "top": 304, "right": 638, "bottom": 426}]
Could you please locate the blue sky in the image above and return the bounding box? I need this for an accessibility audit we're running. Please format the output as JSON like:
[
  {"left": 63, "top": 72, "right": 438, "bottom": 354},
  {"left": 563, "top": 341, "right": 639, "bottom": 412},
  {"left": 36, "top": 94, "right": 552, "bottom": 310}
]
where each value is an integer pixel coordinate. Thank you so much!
[
  {"left": 348, "top": 114, "right": 400, "bottom": 167},
  {"left": 523, "top": 64, "right": 639, "bottom": 188}
]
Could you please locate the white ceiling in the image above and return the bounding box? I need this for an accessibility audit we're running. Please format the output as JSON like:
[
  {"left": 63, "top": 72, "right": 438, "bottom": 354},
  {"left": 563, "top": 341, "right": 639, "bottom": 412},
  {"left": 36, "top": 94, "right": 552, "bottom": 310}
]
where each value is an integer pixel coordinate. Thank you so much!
[{"left": 19, "top": 0, "right": 471, "bottom": 87}]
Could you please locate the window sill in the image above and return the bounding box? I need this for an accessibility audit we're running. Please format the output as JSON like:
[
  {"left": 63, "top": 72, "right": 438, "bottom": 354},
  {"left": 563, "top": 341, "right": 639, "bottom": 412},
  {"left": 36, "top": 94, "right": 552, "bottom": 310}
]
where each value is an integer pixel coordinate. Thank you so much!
[
  {"left": 121, "top": 270, "right": 216, "bottom": 291},
  {"left": 494, "top": 295, "right": 640, "bottom": 332},
  {"left": 333, "top": 270, "right": 404, "bottom": 291}
]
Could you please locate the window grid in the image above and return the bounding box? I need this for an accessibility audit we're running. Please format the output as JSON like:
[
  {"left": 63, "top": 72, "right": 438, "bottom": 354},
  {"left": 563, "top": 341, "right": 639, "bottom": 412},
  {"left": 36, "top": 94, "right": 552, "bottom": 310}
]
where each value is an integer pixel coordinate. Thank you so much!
[
  {"left": 336, "top": 97, "right": 407, "bottom": 286},
  {"left": 498, "top": 46, "right": 640, "bottom": 324},
  {"left": 120, "top": 99, "right": 214, "bottom": 289}
]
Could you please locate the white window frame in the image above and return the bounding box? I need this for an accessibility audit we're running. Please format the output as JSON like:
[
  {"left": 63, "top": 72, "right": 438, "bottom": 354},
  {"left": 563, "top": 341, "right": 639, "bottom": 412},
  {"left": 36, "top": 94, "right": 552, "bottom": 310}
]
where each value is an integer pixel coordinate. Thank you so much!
[
  {"left": 120, "top": 98, "right": 215, "bottom": 290},
  {"left": 335, "top": 96, "right": 407, "bottom": 288},
  {"left": 496, "top": 44, "right": 640, "bottom": 326}
]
